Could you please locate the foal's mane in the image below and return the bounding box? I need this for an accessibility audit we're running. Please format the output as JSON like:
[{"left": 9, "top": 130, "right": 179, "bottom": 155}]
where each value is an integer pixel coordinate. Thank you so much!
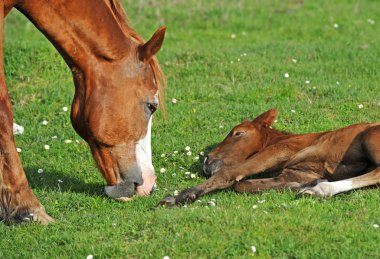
[{"left": 106, "top": 0, "right": 166, "bottom": 111}]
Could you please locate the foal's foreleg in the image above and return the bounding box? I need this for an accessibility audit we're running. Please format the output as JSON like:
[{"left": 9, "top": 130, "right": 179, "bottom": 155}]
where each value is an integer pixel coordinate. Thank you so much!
[
  {"left": 0, "top": 6, "right": 52, "bottom": 224},
  {"left": 158, "top": 146, "right": 295, "bottom": 206},
  {"left": 233, "top": 169, "right": 321, "bottom": 193}
]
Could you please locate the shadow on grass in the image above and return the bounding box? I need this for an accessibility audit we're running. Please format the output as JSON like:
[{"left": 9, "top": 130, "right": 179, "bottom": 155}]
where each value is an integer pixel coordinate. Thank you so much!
[
  {"left": 188, "top": 143, "right": 218, "bottom": 176},
  {"left": 25, "top": 167, "right": 104, "bottom": 196}
]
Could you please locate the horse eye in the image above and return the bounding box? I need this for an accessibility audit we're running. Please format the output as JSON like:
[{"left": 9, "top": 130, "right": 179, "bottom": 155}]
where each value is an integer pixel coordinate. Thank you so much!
[
  {"left": 147, "top": 102, "right": 158, "bottom": 114},
  {"left": 234, "top": 131, "right": 245, "bottom": 137}
]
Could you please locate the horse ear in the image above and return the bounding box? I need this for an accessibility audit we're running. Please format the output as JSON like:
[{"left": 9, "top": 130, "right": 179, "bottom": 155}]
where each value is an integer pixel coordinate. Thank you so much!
[
  {"left": 138, "top": 26, "right": 166, "bottom": 62},
  {"left": 252, "top": 108, "right": 278, "bottom": 127}
]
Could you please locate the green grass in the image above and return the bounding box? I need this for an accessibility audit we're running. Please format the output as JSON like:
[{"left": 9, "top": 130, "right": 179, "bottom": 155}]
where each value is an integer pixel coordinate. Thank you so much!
[{"left": 2, "top": 0, "right": 380, "bottom": 257}]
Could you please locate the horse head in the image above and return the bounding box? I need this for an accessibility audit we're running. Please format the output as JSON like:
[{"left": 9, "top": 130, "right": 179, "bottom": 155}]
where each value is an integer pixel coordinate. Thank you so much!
[
  {"left": 71, "top": 27, "right": 166, "bottom": 200},
  {"left": 203, "top": 108, "right": 278, "bottom": 176}
]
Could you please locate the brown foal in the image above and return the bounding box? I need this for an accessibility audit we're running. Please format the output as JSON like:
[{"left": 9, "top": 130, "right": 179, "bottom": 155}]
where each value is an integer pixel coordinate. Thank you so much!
[
  {"left": 159, "top": 108, "right": 380, "bottom": 206},
  {"left": 1, "top": 0, "right": 165, "bottom": 223}
]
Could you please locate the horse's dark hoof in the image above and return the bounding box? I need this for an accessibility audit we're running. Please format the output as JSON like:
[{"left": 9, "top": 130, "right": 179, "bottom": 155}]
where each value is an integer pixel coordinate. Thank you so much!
[{"left": 157, "top": 196, "right": 177, "bottom": 207}]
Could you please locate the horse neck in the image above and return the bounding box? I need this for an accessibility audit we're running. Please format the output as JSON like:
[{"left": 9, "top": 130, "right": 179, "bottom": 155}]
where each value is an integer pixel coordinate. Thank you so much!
[
  {"left": 15, "top": 0, "right": 135, "bottom": 71},
  {"left": 262, "top": 127, "right": 294, "bottom": 147}
]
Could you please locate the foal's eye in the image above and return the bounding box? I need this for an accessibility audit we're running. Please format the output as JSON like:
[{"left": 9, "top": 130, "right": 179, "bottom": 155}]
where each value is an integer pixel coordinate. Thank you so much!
[
  {"left": 234, "top": 131, "right": 245, "bottom": 137},
  {"left": 147, "top": 102, "right": 158, "bottom": 114}
]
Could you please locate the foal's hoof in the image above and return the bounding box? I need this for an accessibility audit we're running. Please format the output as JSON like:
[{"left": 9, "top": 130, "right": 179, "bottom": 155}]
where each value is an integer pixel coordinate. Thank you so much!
[
  {"left": 297, "top": 186, "right": 330, "bottom": 198},
  {"left": 157, "top": 196, "right": 177, "bottom": 207}
]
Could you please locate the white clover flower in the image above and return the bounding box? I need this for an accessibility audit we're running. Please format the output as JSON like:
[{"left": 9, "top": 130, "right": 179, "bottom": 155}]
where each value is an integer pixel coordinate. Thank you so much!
[
  {"left": 161, "top": 153, "right": 166, "bottom": 158},
  {"left": 44, "top": 145, "right": 50, "bottom": 150},
  {"left": 251, "top": 246, "right": 257, "bottom": 253},
  {"left": 243, "top": 53, "right": 247, "bottom": 56},
  {"left": 42, "top": 120, "right": 48, "bottom": 125},
  {"left": 86, "top": 255, "right": 94, "bottom": 259},
  {"left": 163, "top": 256, "right": 170, "bottom": 259},
  {"left": 336, "top": 81, "right": 340, "bottom": 85},
  {"left": 373, "top": 224, "right": 379, "bottom": 228},
  {"left": 333, "top": 23, "right": 339, "bottom": 28},
  {"left": 291, "top": 109, "right": 296, "bottom": 113},
  {"left": 237, "top": 58, "right": 240, "bottom": 62},
  {"left": 160, "top": 168, "right": 166, "bottom": 173},
  {"left": 358, "top": 104, "right": 364, "bottom": 109},
  {"left": 37, "top": 169, "right": 44, "bottom": 174},
  {"left": 16, "top": 147, "right": 22, "bottom": 153},
  {"left": 252, "top": 205, "right": 258, "bottom": 209},
  {"left": 52, "top": 136, "right": 58, "bottom": 139},
  {"left": 194, "top": 156, "right": 200, "bottom": 160},
  {"left": 200, "top": 151, "right": 204, "bottom": 156},
  {"left": 219, "top": 125, "right": 224, "bottom": 129},
  {"left": 64, "top": 139, "right": 72, "bottom": 144},
  {"left": 305, "top": 80, "right": 310, "bottom": 84},
  {"left": 171, "top": 98, "right": 177, "bottom": 104},
  {"left": 173, "top": 150, "right": 178, "bottom": 155},
  {"left": 230, "top": 33, "right": 236, "bottom": 39},
  {"left": 173, "top": 190, "right": 179, "bottom": 196},
  {"left": 208, "top": 200, "right": 216, "bottom": 206},
  {"left": 186, "top": 151, "right": 192, "bottom": 156},
  {"left": 58, "top": 179, "right": 63, "bottom": 183},
  {"left": 284, "top": 73, "right": 289, "bottom": 78},
  {"left": 172, "top": 173, "right": 176, "bottom": 177},
  {"left": 13, "top": 123, "right": 24, "bottom": 135},
  {"left": 185, "top": 146, "right": 191, "bottom": 151},
  {"left": 258, "top": 200, "right": 266, "bottom": 204},
  {"left": 292, "top": 58, "right": 297, "bottom": 63},
  {"left": 184, "top": 172, "right": 191, "bottom": 176},
  {"left": 62, "top": 106, "right": 68, "bottom": 112},
  {"left": 367, "top": 19, "right": 375, "bottom": 25},
  {"left": 190, "top": 173, "right": 196, "bottom": 179}
]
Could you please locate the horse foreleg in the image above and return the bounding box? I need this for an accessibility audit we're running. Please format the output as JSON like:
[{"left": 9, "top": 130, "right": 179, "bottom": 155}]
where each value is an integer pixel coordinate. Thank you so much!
[
  {"left": 158, "top": 146, "right": 296, "bottom": 206},
  {"left": 0, "top": 4, "right": 52, "bottom": 224}
]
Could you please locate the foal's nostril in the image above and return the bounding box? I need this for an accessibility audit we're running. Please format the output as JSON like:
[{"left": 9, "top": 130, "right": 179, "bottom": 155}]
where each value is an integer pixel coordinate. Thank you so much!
[{"left": 204, "top": 156, "right": 209, "bottom": 165}]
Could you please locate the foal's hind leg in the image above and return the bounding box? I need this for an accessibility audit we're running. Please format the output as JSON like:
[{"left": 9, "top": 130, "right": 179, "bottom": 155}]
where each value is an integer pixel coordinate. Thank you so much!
[
  {"left": 299, "top": 126, "right": 380, "bottom": 198},
  {"left": 233, "top": 169, "right": 321, "bottom": 193},
  {"left": 0, "top": 6, "right": 52, "bottom": 224}
]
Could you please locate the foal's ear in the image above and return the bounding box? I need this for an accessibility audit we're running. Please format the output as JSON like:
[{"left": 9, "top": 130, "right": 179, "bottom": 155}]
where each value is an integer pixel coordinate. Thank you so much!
[
  {"left": 252, "top": 108, "right": 278, "bottom": 127},
  {"left": 138, "top": 26, "right": 166, "bottom": 62}
]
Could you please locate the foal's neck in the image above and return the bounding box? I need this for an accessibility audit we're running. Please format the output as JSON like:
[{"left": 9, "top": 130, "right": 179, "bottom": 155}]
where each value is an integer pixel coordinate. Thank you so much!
[
  {"left": 262, "top": 127, "right": 293, "bottom": 147},
  {"left": 16, "top": 0, "right": 133, "bottom": 71}
]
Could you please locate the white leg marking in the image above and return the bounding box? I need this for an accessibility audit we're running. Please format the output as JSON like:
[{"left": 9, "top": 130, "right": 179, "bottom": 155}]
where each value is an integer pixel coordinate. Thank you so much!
[{"left": 301, "top": 180, "right": 354, "bottom": 197}]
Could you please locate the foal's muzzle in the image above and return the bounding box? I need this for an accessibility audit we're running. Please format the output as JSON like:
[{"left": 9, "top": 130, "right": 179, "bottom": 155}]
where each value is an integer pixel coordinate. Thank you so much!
[{"left": 203, "top": 155, "right": 223, "bottom": 177}]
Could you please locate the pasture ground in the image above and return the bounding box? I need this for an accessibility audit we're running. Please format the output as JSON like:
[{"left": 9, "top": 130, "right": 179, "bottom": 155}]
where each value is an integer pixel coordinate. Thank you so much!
[{"left": 2, "top": 0, "right": 380, "bottom": 257}]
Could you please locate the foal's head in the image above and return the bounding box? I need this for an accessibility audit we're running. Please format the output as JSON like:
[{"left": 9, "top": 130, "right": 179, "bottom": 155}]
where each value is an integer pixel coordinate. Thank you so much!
[
  {"left": 71, "top": 27, "right": 166, "bottom": 200},
  {"left": 204, "top": 108, "right": 278, "bottom": 176}
]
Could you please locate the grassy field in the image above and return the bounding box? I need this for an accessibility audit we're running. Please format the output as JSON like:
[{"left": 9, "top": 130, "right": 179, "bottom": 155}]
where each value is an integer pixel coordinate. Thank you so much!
[{"left": 2, "top": 0, "right": 380, "bottom": 257}]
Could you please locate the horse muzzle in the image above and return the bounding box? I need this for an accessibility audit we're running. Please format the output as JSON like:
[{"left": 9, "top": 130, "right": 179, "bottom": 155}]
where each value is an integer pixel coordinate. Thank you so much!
[{"left": 203, "top": 155, "right": 223, "bottom": 177}]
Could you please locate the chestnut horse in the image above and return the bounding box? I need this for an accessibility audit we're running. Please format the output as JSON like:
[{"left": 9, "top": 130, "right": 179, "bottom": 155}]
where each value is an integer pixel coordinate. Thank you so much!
[
  {"left": 159, "top": 108, "right": 380, "bottom": 206},
  {"left": 1, "top": 0, "right": 166, "bottom": 224}
]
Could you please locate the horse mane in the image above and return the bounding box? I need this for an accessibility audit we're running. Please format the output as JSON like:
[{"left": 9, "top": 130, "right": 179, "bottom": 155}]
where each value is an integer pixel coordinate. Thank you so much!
[{"left": 107, "top": 0, "right": 166, "bottom": 112}]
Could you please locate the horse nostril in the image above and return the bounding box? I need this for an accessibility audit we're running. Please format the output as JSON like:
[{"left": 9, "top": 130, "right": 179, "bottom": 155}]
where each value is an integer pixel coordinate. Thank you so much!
[{"left": 204, "top": 156, "right": 209, "bottom": 165}]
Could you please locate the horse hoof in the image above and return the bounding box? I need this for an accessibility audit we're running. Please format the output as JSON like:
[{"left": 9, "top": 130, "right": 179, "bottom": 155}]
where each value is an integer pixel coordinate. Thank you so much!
[
  {"left": 297, "top": 188, "right": 317, "bottom": 198},
  {"left": 157, "top": 196, "right": 176, "bottom": 207}
]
